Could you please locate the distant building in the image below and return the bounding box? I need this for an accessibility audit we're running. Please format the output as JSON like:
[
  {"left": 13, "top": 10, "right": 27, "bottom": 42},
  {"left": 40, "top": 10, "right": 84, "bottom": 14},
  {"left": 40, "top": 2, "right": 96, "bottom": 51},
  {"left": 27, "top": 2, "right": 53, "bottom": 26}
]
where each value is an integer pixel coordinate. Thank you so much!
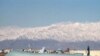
[
  {"left": 0, "top": 50, "right": 2, "bottom": 53},
  {"left": 64, "top": 48, "right": 70, "bottom": 53},
  {"left": 2, "top": 48, "right": 12, "bottom": 53},
  {"left": 56, "top": 49, "right": 64, "bottom": 54},
  {"left": 22, "top": 48, "right": 33, "bottom": 52}
]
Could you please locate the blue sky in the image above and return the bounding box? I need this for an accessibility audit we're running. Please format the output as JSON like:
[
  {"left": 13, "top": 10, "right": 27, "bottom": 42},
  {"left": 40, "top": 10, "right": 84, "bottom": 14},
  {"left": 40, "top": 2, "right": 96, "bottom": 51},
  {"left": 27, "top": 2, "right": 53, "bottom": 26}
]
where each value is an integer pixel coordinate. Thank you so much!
[{"left": 0, "top": 0, "right": 100, "bottom": 27}]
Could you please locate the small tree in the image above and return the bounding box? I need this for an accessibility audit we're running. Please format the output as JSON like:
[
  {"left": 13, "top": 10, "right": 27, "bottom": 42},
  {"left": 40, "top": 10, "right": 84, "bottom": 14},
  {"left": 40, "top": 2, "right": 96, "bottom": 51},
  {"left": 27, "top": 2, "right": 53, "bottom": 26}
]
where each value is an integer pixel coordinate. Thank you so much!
[{"left": 87, "top": 46, "right": 90, "bottom": 56}]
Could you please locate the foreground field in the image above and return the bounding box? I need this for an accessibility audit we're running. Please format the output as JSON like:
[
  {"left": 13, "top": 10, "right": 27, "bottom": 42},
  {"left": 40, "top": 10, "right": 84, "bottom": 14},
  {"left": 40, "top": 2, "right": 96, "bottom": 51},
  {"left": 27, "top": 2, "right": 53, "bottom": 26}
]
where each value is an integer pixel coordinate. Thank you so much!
[
  {"left": 0, "top": 50, "right": 100, "bottom": 56},
  {"left": 70, "top": 50, "right": 100, "bottom": 56}
]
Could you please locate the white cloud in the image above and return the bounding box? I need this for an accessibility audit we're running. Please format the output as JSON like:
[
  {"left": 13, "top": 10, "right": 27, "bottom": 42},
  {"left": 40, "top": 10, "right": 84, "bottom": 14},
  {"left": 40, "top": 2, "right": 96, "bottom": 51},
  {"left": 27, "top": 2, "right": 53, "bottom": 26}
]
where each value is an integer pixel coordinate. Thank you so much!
[{"left": 0, "top": 22, "right": 100, "bottom": 42}]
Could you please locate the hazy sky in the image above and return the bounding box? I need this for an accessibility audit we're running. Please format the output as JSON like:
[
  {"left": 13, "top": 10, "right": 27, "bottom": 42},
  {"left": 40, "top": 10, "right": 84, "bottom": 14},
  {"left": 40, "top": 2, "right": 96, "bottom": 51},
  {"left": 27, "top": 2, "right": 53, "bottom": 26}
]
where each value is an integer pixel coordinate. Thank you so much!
[{"left": 0, "top": 0, "right": 100, "bottom": 27}]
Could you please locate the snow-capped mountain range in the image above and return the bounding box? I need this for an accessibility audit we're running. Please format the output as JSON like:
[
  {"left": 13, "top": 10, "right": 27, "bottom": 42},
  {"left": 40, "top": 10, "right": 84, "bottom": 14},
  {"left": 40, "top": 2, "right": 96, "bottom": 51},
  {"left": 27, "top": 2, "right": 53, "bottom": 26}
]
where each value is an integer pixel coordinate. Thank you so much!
[{"left": 0, "top": 22, "right": 100, "bottom": 42}]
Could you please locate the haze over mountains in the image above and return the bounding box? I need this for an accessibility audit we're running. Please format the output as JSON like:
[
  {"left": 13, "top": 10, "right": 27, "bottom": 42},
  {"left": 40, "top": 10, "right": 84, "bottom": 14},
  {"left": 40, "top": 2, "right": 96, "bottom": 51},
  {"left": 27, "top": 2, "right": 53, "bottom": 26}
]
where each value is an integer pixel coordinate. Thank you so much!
[{"left": 0, "top": 22, "right": 100, "bottom": 49}]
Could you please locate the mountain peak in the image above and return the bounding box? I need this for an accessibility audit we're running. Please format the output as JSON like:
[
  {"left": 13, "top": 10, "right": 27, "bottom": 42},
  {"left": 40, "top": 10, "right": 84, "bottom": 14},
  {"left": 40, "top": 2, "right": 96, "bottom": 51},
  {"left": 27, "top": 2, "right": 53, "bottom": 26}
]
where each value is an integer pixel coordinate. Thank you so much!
[{"left": 0, "top": 22, "right": 100, "bottom": 42}]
